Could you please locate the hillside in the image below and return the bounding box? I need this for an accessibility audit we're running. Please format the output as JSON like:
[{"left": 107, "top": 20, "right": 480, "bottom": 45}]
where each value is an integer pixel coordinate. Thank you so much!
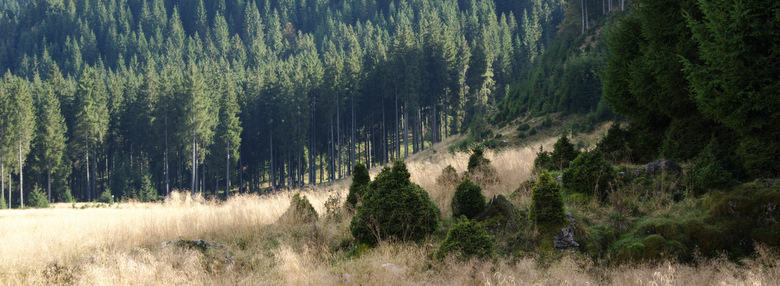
[{"left": 2, "top": 124, "right": 779, "bottom": 284}]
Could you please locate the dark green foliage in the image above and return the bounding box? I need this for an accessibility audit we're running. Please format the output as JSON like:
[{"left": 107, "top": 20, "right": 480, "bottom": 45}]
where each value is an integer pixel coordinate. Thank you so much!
[
  {"left": 350, "top": 161, "right": 440, "bottom": 246},
  {"left": 279, "top": 193, "right": 319, "bottom": 224},
  {"left": 707, "top": 181, "right": 780, "bottom": 249},
  {"left": 452, "top": 178, "right": 486, "bottom": 219},
  {"left": 562, "top": 150, "right": 615, "bottom": 200},
  {"left": 467, "top": 146, "right": 490, "bottom": 172},
  {"left": 597, "top": 123, "right": 632, "bottom": 163},
  {"left": 98, "top": 190, "right": 113, "bottom": 204},
  {"left": 686, "top": 137, "right": 739, "bottom": 195},
  {"left": 27, "top": 186, "right": 49, "bottom": 208},
  {"left": 528, "top": 128, "right": 537, "bottom": 136},
  {"left": 533, "top": 146, "right": 552, "bottom": 173},
  {"left": 517, "top": 123, "right": 530, "bottom": 132},
  {"left": 529, "top": 170, "right": 566, "bottom": 227},
  {"left": 684, "top": 0, "right": 780, "bottom": 177},
  {"left": 550, "top": 136, "right": 579, "bottom": 170},
  {"left": 436, "top": 165, "right": 461, "bottom": 189},
  {"left": 436, "top": 217, "right": 494, "bottom": 260},
  {"left": 346, "top": 163, "right": 370, "bottom": 208}
]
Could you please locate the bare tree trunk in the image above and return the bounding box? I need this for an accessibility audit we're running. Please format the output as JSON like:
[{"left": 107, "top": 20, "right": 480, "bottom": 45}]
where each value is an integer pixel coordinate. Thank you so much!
[
  {"left": 191, "top": 133, "right": 196, "bottom": 194},
  {"left": 395, "top": 92, "right": 399, "bottom": 160},
  {"left": 351, "top": 94, "right": 355, "bottom": 172},
  {"left": 270, "top": 129, "right": 274, "bottom": 190},
  {"left": 225, "top": 139, "right": 230, "bottom": 200},
  {"left": 47, "top": 170, "right": 51, "bottom": 203},
  {"left": 403, "top": 104, "right": 409, "bottom": 158},
  {"left": 19, "top": 141, "right": 23, "bottom": 208},
  {"left": 165, "top": 116, "right": 169, "bottom": 196},
  {"left": 86, "top": 144, "right": 90, "bottom": 201},
  {"left": 581, "top": 0, "right": 586, "bottom": 34}
]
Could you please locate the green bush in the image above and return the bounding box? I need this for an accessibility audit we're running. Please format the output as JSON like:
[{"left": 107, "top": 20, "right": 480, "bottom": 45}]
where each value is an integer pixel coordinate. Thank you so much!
[
  {"left": 528, "top": 127, "right": 537, "bottom": 136},
  {"left": 436, "top": 217, "right": 494, "bottom": 259},
  {"left": 562, "top": 150, "right": 615, "bottom": 200},
  {"left": 0, "top": 194, "right": 7, "bottom": 209},
  {"left": 686, "top": 137, "right": 739, "bottom": 195},
  {"left": 452, "top": 178, "right": 486, "bottom": 219},
  {"left": 27, "top": 186, "right": 50, "bottom": 208},
  {"left": 529, "top": 170, "right": 566, "bottom": 227},
  {"left": 533, "top": 146, "right": 552, "bottom": 174},
  {"left": 279, "top": 193, "right": 319, "bottom": 224},
  {"left": 350, "top": 161, "right": 440, "bottom": 246},
  {"left": 98, "top": 190, "right": 113, "bottom": 204},
  {"left": 550, "top": 135, "right": 580, "bottom": 170},
  {"left": 467, "top": 146, "right": 490, "bottom": 172},
  {"left": 60, "top": 188, "right": 75, "bottom": 203},
  {"left": 346, "top": 162, "right": 370, "bottom": 208},
  {"left": 517, "top": 123, "right": 530, "bottom": 132},
  {"left": 597, "top": 123, "right": 632, "bottom": 163},
  {"left": 436, "top": 165, "right": 461, "bottom": 189}
]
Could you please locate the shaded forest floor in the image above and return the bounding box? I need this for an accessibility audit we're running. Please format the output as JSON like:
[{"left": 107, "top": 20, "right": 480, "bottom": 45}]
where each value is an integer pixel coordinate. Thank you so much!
[{"left": 1, "top": 121, "right": 779, "bottom": 285}]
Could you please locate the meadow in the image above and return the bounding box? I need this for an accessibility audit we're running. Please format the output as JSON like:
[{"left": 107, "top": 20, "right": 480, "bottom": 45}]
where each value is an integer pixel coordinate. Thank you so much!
[{"left": 1, "top": 132, "right": 778, "bottom": 285}]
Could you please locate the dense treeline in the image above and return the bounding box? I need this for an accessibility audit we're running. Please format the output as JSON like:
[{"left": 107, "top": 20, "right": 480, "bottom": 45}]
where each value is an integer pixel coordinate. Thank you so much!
[
  {"left": 494, "top": 0, "right": 626, "bottom": 124},
  {"left": 603, "top": 0, "right": 779, "bottom": 178},
  {"left": 0, "top": 0, "right": 568, "bottom": 206}
]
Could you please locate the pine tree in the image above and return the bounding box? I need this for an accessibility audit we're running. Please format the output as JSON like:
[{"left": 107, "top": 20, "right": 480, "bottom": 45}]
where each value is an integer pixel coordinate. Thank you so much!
[
  {"left": 32, "top": 75, "right": 67, "bottom": 203},
  {"left": 2, "top": 73, "right": 35, "bottom": 208}
]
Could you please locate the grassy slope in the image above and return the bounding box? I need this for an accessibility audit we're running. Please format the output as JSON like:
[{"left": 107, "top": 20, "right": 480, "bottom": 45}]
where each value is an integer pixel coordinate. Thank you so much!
[{"left": 1, "top": 121, "right": 778, "bottom": 285}]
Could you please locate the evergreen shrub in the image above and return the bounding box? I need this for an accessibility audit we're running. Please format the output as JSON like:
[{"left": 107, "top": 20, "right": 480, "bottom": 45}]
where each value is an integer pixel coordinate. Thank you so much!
[
  {"left": 346, "top": 162, "right": 370, "bottom": 208},
  {"left": 28, "top": 186, "right": 49, "bottom": 208},
  {"left": 451, "top": 178, "right": 486, "bottom": 219},
  {"left": 98, "top": 189, "right": 113, "bottom": 204},
  {"left": 436, "top": 217, "right": 494, "bottom": 259},
  {"left": 529, "top": 170, "right": 566, "bottom": 227},
  {"left": 350, "top": 161, "right": 440, "bottom": 246},
  {"left": 279, "top": 193, "right": 319, "bottom": 224},
  {"left": 562, "top": 150, "right": 615, "bottom": 200}
]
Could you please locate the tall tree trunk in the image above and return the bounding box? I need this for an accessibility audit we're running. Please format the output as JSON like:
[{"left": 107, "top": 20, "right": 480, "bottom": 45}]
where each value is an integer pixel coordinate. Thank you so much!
[
  {"left": 403, "top": 104, "right": 409, "bottom": 158},
  {"left": 165, "top": 116, "right": 169, "bottom": 196},
  {"left": 86, "top": 144, "right": 90, "bottom": 201},
  {"left": 350, "top": 94, "right": 355, "bottom": 172},
  {"left": 394, "top": 92, "right": 399, "bottom": 160},
  {"left": 19, "top": 141, "right": 23, "bottom": 208},
  {"left": 382, "top": 99, "right": 387, "bottom": 164},
  {"left": 581, "top": 0, "right": 586, "bottom": 34},
  {"left": 270, "top": 129, "right": 274, "bottom": 190},
  {"left": 225, "top": 139, "right": 230, "bottom": 200},
  {"left": 191, "top": 134, "right": 196, "bottom": 194},
  {"left": 337, "top": 102, "right": 341, "bottom": 178},
  {"left": 47, "top": 170, "right": 51, "bottom": 203}
]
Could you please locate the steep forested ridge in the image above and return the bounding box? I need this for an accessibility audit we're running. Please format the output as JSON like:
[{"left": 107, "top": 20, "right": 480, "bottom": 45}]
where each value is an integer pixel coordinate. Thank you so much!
[{"left": 0, "top": 0, "right": 569, "bottom": 205}]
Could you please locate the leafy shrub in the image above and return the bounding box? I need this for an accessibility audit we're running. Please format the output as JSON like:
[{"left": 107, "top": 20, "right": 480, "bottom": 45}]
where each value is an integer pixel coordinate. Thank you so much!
[
  {"left": 452, "top": 178, "right": 486, "bottom": 219},
  {"left": 542, "top": 115, "right": 553, "bottom": 128},
  {"left": 279, "top": 193, "right": 319, "bottom": 224},
  {"left": 60, "top": 188, "right": 75, "bottom": 203},
  {"left": 562, "top": 150, "right": 615, "bottom": 200},
  {"left": 346, "top": 162, "right": 370, "bottom": 208},
  {"left": 436, "top": 217, "right": 494, "bottom": 259},
  {"left": 686, "top": 137, "right": 739, "bottom": 195},
  {"left": 529, "top": 170, "right": 566, "bottom": 227},
  {"left": 550, "top": 135, "right": 580, "bottom": 170},
  {"left": 436, "top": 165, "right": 461, "bottom": 189},
  {"left": 533, "top": 146, "right": 552, "bottom": 174},
  {"left": 517, "top": 123, "right": 530, "bottom": 132},
  {"left": 597, "top": 123, "right": 632, "bottom": 163},
  {"left": 27, "top": 186, "right": 50, "bottom": 208},
  {"left": 528, "top": 127, "right": 537, "bottom": 136},
  {"left": 350, "top": 161, "right": 440, "bottom": 246},
  {"left": 466, "top": 146, "right": 500, "bottom": 186},
  {"left": 98, "top": 189, "right": 113, "bottom": 204}
]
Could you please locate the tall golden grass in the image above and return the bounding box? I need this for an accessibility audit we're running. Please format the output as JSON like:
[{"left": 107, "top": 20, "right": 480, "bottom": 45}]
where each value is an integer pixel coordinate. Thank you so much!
[{"left": 2, "top": 126, "right": 779, "bottom": 285}]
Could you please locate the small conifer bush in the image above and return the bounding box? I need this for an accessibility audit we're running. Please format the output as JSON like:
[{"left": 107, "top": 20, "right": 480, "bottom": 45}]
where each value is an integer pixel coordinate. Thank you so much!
[
  {"left": 98, "top": 190, "right": 113, "bottom": 204},
  {"left": 28, "top": 186, "right": 50, "bottom": 208},
  {"left": 346, "top": 162, "right": 370, "bottom": 207},
  {"left": 466, "top": 146, "right": 500, "bottom": 186},
  {"left": 350, "top": 161, "right": 440, "bottom": 246},
  {"left": 530, "top": 170, "right": 566, "bottom": 227},
  {"left": 562, "top": 150, "right": 615, "bottom": 200},
  {"left": 279, "top": 193, "right": 319, "bottom": 224},
  {"left": 550, "top": 135, "right": 580, "bottom": 170},
  {"left": 436, "top": 165, "right": 461, "bottom": 188},
  {"left": 436, "top": 217, "right": 494, "bottom": 259},
  {"left": 452, "top": 178, "right": 486, "bottom": 219}
]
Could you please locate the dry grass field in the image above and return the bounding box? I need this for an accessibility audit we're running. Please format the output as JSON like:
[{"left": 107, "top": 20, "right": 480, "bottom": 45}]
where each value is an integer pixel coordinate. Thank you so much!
[{"left": 2, "top": 127, "right": 779, "bottom": 285}]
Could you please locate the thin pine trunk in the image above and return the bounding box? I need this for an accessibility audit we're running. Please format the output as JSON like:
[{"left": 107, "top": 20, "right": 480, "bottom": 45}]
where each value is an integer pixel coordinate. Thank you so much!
[
  {"left": 165, "top": 116, "right": 169, "bottom": 196},
  {"left": 19, "top": 141, "right": 23, "bottom": 208},
  {"left": 226, "top": 139, "right": 230, "bottom": 200}
]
